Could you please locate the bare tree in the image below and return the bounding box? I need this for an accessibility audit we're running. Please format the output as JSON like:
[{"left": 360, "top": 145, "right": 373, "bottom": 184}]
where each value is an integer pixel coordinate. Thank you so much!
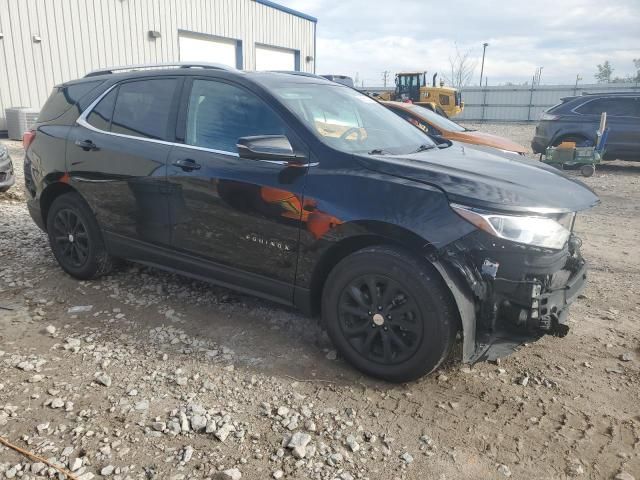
[{"left": 443, "top": 44, "right": 477, "bottom": 89}]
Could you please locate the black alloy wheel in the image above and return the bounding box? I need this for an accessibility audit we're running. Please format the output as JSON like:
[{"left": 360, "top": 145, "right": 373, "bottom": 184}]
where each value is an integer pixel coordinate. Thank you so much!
[
  {"left": 322, "top": 246, "right": 458, "bottom": 383},
  {"left": 51, "top": 208, "right": 90, "bottom": 268},
  {"left": 46, "top": 192, "right": 114, "bottom": 280},
  {"left": 338, "top": 274, "right": 423, "bottom": 365}
]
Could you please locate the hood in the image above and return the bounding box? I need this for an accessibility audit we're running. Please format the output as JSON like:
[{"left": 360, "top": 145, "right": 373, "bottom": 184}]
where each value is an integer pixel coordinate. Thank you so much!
[
  {"left": 445, "top": 130, "right": 527, "bottom": 154},
  {"left": 358, "top": 143, "right": 599, "bottom": 214}
]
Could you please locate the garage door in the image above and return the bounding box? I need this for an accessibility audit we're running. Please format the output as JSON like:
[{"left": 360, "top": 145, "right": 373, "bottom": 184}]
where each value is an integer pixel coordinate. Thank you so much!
[
  {"left": 178, "top": 33, "right": 238, "bottom": 68},
  {"left": 255, "top": 45, "right": 297, "bottom": 71}
]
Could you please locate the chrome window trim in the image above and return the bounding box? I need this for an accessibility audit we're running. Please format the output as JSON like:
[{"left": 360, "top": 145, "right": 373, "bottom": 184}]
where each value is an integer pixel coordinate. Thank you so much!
[{"left": 76, "top": 82, "right": 240, "bottom": 158}]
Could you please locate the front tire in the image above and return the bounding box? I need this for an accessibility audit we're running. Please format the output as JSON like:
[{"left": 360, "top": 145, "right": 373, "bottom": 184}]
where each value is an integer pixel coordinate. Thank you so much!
[
  {"left": 46, "top": 192, "right": 114, "bottom": 280},
  {"left": 321, "top": 246, "right": 458, "bottom": 382}
]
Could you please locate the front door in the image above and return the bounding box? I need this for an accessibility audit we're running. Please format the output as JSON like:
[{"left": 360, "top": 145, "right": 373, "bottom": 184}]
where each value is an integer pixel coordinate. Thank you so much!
[
  {"left": 167, "top": 78, "right": 309, "bottom": 296},
  {"left": 69, "top": 77, "right": 181, "bottom": 246}
]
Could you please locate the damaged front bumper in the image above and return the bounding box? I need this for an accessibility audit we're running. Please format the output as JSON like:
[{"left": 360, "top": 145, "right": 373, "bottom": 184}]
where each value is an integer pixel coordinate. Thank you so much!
[{"left": 432, "top": 230, "right": 587, "bottom": 363}]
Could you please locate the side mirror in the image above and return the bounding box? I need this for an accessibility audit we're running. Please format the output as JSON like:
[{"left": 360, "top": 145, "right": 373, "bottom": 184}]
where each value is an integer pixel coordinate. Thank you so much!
[{"left": 237, "top": 135, "right": 305, "bottom": 162}]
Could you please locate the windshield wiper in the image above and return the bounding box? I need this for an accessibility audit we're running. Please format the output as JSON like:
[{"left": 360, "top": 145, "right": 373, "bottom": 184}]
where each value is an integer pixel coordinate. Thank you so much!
[
  {"left": 368, "top": 148, "right": 389, "bottom": 155},
  {"left": 412, "top": 144, "right": 435, "bottom": 153}
]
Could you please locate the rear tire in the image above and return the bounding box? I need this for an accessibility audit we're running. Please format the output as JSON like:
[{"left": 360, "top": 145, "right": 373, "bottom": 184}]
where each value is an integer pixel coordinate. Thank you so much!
[
  {"left": 46, "top": 192, "right": 114, "bottom": 280},
  {"left": 321, "top": 246, "right": 458, "bottom": 382}
]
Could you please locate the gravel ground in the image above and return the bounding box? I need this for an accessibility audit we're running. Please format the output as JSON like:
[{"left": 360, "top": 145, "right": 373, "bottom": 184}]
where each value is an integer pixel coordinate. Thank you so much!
[{"left": 0, "top": 126, "right": 639, "bottom": 480}]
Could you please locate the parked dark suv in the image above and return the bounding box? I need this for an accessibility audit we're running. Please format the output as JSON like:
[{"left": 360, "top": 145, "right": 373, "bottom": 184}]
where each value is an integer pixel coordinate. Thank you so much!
[
  {"left": 24, "top": 63, "right": 598, "bottom": 382},
  {"left": 532, "top": 92, "right": 640, "bottom": 160}
]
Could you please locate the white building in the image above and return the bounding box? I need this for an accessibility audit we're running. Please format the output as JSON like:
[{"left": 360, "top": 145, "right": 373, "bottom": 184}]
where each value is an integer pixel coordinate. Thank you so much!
[{"left": 0, "top": 0, "right": 317, "bottom": 131}]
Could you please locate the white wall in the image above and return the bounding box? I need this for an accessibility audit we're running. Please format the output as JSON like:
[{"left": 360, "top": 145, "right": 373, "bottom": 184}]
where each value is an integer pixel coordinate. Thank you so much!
[{"left": 0, "top": 0, "right": 316, "bottom": 130}]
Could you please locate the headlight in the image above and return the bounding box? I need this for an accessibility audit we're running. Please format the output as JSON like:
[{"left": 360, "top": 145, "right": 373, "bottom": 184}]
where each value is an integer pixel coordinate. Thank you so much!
[{"left": 452, "top": 204, "right": 574, "bottom": 250}]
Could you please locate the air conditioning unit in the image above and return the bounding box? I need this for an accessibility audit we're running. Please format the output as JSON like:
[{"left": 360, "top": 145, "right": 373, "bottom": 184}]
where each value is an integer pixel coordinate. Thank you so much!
[{"left": 5, "top": 107, "right": 39, "bottom": 140}]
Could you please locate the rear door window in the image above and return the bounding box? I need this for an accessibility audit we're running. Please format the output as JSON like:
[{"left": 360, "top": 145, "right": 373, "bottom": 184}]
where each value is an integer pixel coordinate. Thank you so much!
[
  {"left": 185, "top": 79, "right": 287, "bottom": 152},
  {"left": 577, "top": 97, "right": 637, "bottom": 117},
  {"left": 110, "top": 79, "right": 178, "bottom": 140}
]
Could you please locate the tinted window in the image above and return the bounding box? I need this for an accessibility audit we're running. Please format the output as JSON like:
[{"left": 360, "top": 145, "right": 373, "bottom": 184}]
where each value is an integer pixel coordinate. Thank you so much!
[
  {"left": 86, "top": 88, "right": 117, "bottom": 131},
  {"left": 577, "top": 97, "right": 638, "bottom": 117},
  {"left": 38, "top": 81, "right": 103, "bottom": 122},
  {"left": 110, "top": 79, "right": 177, "bottom": 140},
  {"left": 186, "top": 80, "right": 287, "bottom": 152},
  {"left": 391, "top": 107, "right": 438, "bottom": 135}
]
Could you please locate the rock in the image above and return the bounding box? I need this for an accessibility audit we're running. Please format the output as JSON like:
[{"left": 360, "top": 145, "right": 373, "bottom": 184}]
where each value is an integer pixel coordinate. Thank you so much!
[
  {"left": 95, "top": 373, "right": 112, "bottom": 387},
  {"left": 497, "top": 464, "right": 512, "bottom": 477},
  {"left": 326, "top": 350, "right": 337, "bottom": 360},
  {"left": 519, "top": 375, "right": 529, "bottom": 386},
  {"left": 134, "top": 399, "right": 149, "bottom": 411},
  {"left": 345, "top": 435, "right": 360, "bottom": 452},
  {"left": 68, "top": 305, "right": 93, "bottom": 313},
  {"left": 328, "top": 453, "right": 343, "bottom": 466},
  {"left": 400, "top": 452, "right": 413, "bottom": 464},
  {"left": 620, "top": 353, "right": 632, "bottom": 362},
  {"left": 217, "top": 468, "right": 242, "bottom": 480},
  {"left": 286, "top": 432, "right": 311, "bottom": 458},
  {"left": 182, "top": 445, "right": 194, "bottom": 463},
  {"left": 176, "top": 376, "right": 188, "bottom": 386},
  {"left": 152, "top": 421, "right": 166, "bottom": 432},
  {"left": 16, "top": 361, "right": 34, "bottom": 371},
  {"left": 614, "top": 473, "right": 635, "bottom": 480},
  {"left": 51, "top": 398, "right": 65, "bottom": 409},
  {"left": 31, "top": 462, "right": 46, "bottom": 474},
  {"left": 273, "top": 470, "right": 284, "bottom": 479},
  {"left": 277, "top": 406, "right": 290, "bottom": 417},
  {"left": 36, "top": 422, "right": 49, "bottom": 433},
  {"left": 565, "top": 459, "right": 584, "bottom": 476},
  {"left": 77, "top": 473, "right": 95, "bottom": 480},
  {"left": 45, "top": 325, "right": 56, "bottom": 334},
  {"left": 190, "top": 414, "right": 207, "bottom": 432},
  {"left": 215, "top": 423, "right": 235, "bottom": 442},
  {"left": 30, "top": 374, "right": 43, "bottom": 383},
  {"left": 69, "top": 456, "right": 83, "bottom": 471},
  {"left": 179, "top": 411, "right": 190, "bottom": 432},
  {"left": 101, "top": 465, "right": 115, "bottom": 476}
]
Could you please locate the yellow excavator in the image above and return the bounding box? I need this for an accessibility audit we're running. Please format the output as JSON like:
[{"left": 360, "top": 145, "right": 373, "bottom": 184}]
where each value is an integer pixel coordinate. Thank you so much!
[{"left": 375, "top": 72, "right": 463, "bottom": 118}]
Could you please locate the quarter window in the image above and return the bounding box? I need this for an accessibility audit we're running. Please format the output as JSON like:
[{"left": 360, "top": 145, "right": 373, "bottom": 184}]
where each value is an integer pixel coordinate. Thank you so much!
[
  {"left": 86, "top": 87, "right": 117, "bottom": 131},
  {"left": 110, "top": 79, "right": 178, "bottom": 139},
  {"left": 185, "top": 80, "right": 287, "bottom": 152}
]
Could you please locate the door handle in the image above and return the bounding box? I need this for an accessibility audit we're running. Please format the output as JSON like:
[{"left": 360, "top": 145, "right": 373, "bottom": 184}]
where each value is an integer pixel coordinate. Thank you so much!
[
  {"left": 74, "top": 139, "right": 99, "bottom": 151},
  {"left": 172, "top": 158, "right": 201, "bottom": 172}
]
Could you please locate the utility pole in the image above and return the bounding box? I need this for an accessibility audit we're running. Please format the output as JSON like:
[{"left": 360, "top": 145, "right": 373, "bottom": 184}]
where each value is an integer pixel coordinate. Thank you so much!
[
  {"left": 574, "top": 74, "right": 582, "bottom": 95},
  {"left": 479, "top": 42, "right": 489, "bottom": 86},
  {"left": 382, "top": 70, "right": 390, "bottom": 88}
]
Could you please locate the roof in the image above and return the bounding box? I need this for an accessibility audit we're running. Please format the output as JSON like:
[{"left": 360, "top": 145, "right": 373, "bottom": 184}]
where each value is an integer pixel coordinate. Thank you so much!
[{"left": 254, "top": 0, "right": 317, "bottom": 23}]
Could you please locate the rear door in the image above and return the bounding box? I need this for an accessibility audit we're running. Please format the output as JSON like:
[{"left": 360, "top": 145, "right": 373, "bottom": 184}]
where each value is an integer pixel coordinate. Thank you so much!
[
  {"left": 69, "top": 77, "right": 182, "bottom": 246},
  {"left": 576, "top": 96, "right": 639, "bottom": 157},
  {"left": 167, "top": 77, "right": 309, "bottom": 298}
]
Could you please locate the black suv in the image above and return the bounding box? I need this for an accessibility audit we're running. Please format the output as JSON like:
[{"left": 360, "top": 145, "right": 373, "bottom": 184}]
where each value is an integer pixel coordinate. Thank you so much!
[
  {"left": 532, "top": 92, "right": 640, "bottom": 160},
  {"left": 24, "top": 63, "right": 598, "bottom": 382}
]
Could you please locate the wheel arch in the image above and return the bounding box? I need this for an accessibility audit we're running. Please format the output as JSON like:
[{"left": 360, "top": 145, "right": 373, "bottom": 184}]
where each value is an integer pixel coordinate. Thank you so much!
[
  {"left": 39, "top": 181, "right": 81, "bottom": 230},
  {"left": 305, "top": 221, "right": 440, "bottom": 318}
]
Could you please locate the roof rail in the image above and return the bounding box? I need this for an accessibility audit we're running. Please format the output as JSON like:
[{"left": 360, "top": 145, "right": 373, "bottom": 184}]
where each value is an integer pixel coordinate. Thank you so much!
[
  {"left": 581, "top": 91, "right": 637, "bottom": 96},
  {"left": 269, "top": 71, "right": 328, "bottom": 80},
  {"left": 85, "top": 62, "right": 235, "bottom": 78}
]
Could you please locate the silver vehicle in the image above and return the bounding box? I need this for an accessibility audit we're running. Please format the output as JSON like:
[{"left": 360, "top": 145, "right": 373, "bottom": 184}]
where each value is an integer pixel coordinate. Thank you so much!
[{"left": 0, "top": 144, "right": 15, "bottom": 193}]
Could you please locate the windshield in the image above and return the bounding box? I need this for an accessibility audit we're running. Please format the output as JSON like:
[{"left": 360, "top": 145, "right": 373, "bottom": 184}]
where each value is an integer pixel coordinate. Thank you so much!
[
  {"left": 405, "top": 104, "right": 466, "bottom": 132},
  {"left": 273, "top": 84, "right": 435, "bottom": 154}
]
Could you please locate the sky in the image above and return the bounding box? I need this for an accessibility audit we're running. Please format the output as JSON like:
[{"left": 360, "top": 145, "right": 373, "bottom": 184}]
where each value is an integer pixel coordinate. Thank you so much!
[{"left": 279, "top": 0, "right": 640, "bottom": 87}]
